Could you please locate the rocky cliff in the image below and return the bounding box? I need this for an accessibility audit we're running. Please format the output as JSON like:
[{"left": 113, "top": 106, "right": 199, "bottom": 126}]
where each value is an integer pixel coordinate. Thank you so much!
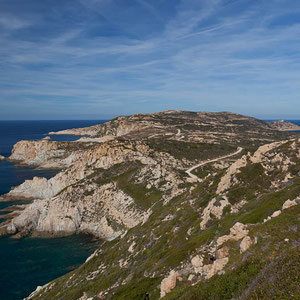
[
  {"left": 2, "top": 138, "right": 184, "bottom": 239},
  {"left": 0, "top": 110, "right": 299, "bottom": 300},
  {"left": 9, "top": 140, "right": 96, "bottom": 169}
]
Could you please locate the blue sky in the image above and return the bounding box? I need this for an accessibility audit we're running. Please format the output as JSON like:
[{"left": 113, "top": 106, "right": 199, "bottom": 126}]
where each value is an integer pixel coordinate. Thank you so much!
[{"left": 0, "top": 0, "right": 300, "bottom": 120}]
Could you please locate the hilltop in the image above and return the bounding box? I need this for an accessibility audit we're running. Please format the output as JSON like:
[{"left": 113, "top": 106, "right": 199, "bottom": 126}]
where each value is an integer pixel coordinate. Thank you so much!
[{"left": 0, "top": 111, "right": 299, "bottom": 299}]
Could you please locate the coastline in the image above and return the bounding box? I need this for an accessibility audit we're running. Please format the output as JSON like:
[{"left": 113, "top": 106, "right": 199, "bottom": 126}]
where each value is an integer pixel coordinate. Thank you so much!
[{"left": 0, "top": 120, "right": 105, "bottom": 300}]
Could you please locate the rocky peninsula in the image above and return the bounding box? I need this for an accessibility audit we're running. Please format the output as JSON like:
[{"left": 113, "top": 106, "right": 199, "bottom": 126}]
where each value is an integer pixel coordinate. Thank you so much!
[
  {"left": 268, "top": 120, "right": 300, "bottom": 131},
  {"left": 0, "top": 111, "right": 299, "bottom": 299}
]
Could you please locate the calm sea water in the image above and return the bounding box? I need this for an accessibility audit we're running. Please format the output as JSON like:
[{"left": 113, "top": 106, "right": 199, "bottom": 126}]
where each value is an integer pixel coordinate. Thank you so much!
[{"left": 0, "top": 120, "right": 106, "bottom": 300}]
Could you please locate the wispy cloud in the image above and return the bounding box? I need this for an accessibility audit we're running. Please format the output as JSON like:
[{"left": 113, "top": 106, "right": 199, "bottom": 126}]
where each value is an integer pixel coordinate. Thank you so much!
[
  {"left": 0, "top": 0, "right": 300, "bottom": 119},
  {"left": 0, "top": 15, "right": 31, "bottom": 30}
]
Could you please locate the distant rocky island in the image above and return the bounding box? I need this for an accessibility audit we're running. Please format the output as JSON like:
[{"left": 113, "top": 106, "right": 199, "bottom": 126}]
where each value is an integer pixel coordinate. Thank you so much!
[
  {"left": 0, "top": 111, "right": 299, "bottom": 299},
  {"left": 268, "top": 120, "right": 300, "bottom": 131}
]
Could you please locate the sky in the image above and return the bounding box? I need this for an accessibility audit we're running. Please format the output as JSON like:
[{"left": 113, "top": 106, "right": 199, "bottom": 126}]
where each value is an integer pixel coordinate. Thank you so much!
[{"left": 0, "top": 0, "right": 300, "bottom": 120}]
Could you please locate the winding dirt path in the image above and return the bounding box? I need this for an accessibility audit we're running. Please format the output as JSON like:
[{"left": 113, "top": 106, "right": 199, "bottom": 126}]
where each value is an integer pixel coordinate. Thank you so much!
[{"left": 186, "top": 147, "right": 243, "bottom": 180}]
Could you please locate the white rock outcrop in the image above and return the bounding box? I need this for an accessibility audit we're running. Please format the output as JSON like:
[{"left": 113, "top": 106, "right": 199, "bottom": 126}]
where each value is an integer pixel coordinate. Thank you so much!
[
  {"left": 217, "top": 155, "right": 248, "bottom": 194},
  {"left": 271, "top": 210, "right": 281, "bottom": 218},
  {"left": 217, "top": 222, "right": 249, "bottom": 246},
  {"left": 200, "top": 196, "right": 230, "bottom": 229},
  {"left": 160, "top": 270, "right": 178, "bottom": 298},
  {"left": 9, "top": 140, "right": 81, "bottom": 169},
  {"left": 8, "top": 181, "right": 150, "bottom": 239},
  {"left": 250, "top": 141, "right": 286, "bottom": 164},
  {"left": 204, "top": 257, "right": 229, "bottom": 279},
  {"left": 188, "top": 274, "right": 195, "bottom": 281},
  {"left": 218, "top": 246, "right": 229, "bottom": 259},
  {"left": 2, "top": 136, "right": 185, "bottom": 240},
  {"left": 264, "top": 198, "right": 299, "bottom": 223},
  {"left": 282, "top": 199, "right": 298, "bottom": 210},
  {"left": 191, "top": 255, "right": 203, "bottom": 273}
]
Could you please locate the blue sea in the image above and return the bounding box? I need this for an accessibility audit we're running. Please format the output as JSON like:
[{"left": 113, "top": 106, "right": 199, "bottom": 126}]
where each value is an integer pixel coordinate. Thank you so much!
[
  {"left": 287, "top": 120, "right": 300, "bottom": 131},
  {"left": 0, "top": 120, "right": 106, "bottom": 300}
]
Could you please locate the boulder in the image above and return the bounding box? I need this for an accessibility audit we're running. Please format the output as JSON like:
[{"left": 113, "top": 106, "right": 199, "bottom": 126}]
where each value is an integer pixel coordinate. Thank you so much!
[
  {"left": 271, "top": 210, "right": 281, "bottom": 218},
  {"left": 0, "top": 155, "right": 5, "bottom": 160},
  {"left": 160, "top": 270, "right": 178, "bottom": 298},
  {"left": 188, "top": 274, "right": 195, "bottom": 281},
  {"left": 230, "top": 222, "right": 249, "bottom": 239},
  {"left": 217, "top": 222, "right": 248, "bottom": 246},
  {"left": 282, "top": 199, "right": 297, "bottom": 210},
  {"left": 240, "top": 236, "right": 252, "bottom": 253}
]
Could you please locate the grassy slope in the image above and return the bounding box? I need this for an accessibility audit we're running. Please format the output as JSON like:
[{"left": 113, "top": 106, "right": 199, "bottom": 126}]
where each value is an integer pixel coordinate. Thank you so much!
[{"left": 165, "top": 205, "right": 300, "bottom": 300}]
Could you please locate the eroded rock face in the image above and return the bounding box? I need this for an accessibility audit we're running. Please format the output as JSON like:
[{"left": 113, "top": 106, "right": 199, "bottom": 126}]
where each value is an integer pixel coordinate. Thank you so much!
[
  {"left": 7, "top": 141, "right": 156, "bottom": 200},
  {"left": 9, "top": 182, "right": 150, "bottom": 239},
  {"left": 9, "top": 140, "right": 81, "bottom": 169},
  {"left": 160, "top": 270, "right": 178, "bottom": 298},
  {"left": 2, "top": 137, "right": 185, "bottom": 239}
]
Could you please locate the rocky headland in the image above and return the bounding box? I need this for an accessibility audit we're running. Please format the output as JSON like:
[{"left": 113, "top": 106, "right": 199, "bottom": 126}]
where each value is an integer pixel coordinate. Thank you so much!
[
  {"left": 268, "top": 120, "right": 300, "bottom": 131},
  {"left": 0, "top": 111, "right": 299, "bottom": 299}
]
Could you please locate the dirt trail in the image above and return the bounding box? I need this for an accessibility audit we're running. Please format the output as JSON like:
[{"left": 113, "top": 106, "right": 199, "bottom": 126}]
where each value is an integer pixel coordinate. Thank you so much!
[{"left": 186, "top": 147, "right": 243, "bottom": 180}]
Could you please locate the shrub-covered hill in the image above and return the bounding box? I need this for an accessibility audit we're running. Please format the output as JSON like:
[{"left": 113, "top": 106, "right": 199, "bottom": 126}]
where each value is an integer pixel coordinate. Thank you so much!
[{"left": 25, "top": 135, "right": 300, "bottom": 300}]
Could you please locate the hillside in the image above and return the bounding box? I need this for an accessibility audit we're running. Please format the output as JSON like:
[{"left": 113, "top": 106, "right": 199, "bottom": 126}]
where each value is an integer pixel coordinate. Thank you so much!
[{"left": 0, "top": 111, "right": 299, "bottom": 299}]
